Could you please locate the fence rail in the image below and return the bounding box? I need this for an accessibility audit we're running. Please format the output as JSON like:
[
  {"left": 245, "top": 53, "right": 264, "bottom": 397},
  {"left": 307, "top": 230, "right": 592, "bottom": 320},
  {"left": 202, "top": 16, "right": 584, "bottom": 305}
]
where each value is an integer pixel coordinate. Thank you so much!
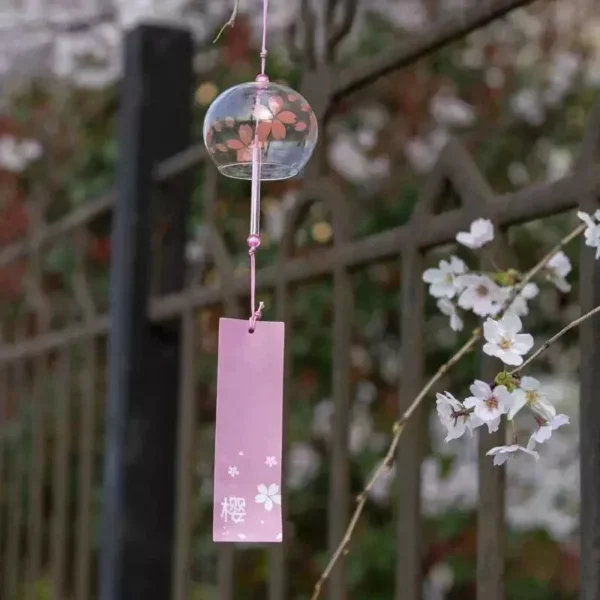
[{"left": 1, "top": 1, "right": 599, "bottom": 599}]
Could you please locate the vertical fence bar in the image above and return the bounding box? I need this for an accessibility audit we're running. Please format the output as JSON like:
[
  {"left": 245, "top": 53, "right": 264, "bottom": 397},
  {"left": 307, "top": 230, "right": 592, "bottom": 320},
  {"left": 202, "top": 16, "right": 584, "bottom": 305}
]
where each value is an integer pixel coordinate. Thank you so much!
[
  {"left": 268, "top": 205, "right": 298, "bottom": 600},
  {"left": 395, "top": 243, "right": 425, "bottom": 600},
  {"left": 0, "top": 364, "right": 8, "bottom": 590},
  {"left": 217, "top": 297, "right": 239, "bottom": 600},
  {"left": 26, "top": 354, "right": 47, "bottom": 600},
  {"left": 476, "top": 358, "right": 505, "bottom": 600},
  {"left": 100, "top": 23, "right": 194, "bottom": 600},
  {"left": 268, "top": 272, "right": 291, "bottom": 600},
  {"left": 51, "top": 348, "right": 72, "bottom": 599},
  {"left": 328, "top": 197, "right": 353, "bottom": 600},
  {"left": 172, "top": 308, "right": 196, "bottom": 600},
  {"left": 580, "top": 229, "right": 600, "bottom": 600},
  {"left": 476, "top": 241, "right": 506, "bottom": 600},
  {"left": 5, "top": 327, "right": 27, "bottom": 598},
  {"left": 327, "top": 268, "right": 352, "bottom": 600},
  {"left": 75, "top": 337, "right": 97, "bottom": 600},
  {"left": 578, "top": 96, "right": 600, "bottom": 600}
]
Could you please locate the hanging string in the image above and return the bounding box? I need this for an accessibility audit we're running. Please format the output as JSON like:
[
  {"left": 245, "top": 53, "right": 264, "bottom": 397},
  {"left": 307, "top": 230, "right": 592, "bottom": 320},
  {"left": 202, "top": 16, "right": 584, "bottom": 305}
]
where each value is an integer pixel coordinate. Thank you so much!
[
  {"left": 260, "top": 0, "right": 269, "bottom": 76},
  {"left": 248, "top": 235, "right": 264, "bottom": 333},
  {"left": 248, "top": 0, "right": 270, "bottom": 333}
]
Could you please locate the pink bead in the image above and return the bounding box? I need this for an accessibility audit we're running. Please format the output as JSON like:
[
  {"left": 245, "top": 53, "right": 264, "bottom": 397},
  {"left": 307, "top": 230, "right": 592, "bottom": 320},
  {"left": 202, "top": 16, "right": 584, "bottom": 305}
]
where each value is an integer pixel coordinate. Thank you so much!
[
  {"left": 247, "top": 234, "right": 261, "bottom": 251},
  {"left": 255, "top": 74, "right": 270, "bottom": 83}
]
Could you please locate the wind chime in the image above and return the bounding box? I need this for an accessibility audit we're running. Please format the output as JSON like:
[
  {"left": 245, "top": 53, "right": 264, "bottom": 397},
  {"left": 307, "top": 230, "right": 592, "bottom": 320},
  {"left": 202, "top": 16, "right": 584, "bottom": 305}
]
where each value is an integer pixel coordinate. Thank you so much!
[{"left": 203, "top": 0, "right": 318, "bottom": 543}]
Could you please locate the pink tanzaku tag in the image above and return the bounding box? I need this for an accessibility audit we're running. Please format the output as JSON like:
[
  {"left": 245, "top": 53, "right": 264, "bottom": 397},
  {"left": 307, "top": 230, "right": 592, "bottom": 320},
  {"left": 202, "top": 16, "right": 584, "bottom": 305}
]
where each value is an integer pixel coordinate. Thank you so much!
[{"left": 213, "top": 318, "right": 285, "bottom": 543}]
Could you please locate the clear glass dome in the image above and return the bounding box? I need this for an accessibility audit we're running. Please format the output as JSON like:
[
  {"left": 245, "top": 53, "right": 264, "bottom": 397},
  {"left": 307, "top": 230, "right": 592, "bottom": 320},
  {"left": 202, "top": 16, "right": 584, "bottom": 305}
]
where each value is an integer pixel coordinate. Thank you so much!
[{"left": 203, "top": 81, "right": 318, "bottom": 180}]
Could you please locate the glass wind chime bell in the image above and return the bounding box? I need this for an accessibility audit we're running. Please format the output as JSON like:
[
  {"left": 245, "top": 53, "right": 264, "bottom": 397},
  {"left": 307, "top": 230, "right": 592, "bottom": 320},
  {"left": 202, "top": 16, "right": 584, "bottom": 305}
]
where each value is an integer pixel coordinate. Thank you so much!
[
  {"left": 204, "top": 80, "right": 318, "bottom": 181},
  {"left": 202, "top": 0, "right": 318, "bottom": 330}
]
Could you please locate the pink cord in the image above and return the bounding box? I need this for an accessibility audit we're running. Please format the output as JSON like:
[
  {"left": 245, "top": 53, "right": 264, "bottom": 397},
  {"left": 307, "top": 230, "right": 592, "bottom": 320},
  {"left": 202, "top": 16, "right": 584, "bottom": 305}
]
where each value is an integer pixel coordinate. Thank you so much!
[
  {"left": 260, "top": 0, "right": 269, "bottom": 75},
  {"left": 247, "top": 0, "right": 269, "bottom": 333},
  {"left": 247, "top": 235, "right": 264, "bottom": 332}
]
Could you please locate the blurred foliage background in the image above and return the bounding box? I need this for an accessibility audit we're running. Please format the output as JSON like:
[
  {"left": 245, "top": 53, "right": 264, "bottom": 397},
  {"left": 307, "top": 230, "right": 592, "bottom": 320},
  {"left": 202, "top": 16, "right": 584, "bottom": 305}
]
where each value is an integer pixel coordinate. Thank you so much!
[{"left": 0, "top": 0, "right": 596, "bottom": 598}]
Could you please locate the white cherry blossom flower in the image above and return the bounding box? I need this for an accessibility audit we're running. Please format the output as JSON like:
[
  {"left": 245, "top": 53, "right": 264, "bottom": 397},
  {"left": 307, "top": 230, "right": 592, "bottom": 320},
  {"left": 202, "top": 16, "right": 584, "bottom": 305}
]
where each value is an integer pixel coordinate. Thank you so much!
[
  {"left": 436, "top": 391, "right": 482, "bottom": 441},
  {"left": 502, "top": 282, "right": 539, "bottom": 317},
  {"left": 463, "top": 381, "right": 511, "bottom": 432},
  {"left": 527, "top": 414, "right": 570, "bottom": 450},
  {"left": 265, "top": 456, "right": 277, "bottom": 467},
  {"left": 486, "top": 444, "right": 539, "bottom": 466},
  {"left": 545, "top": 251, "right": 572, "bottom": 293},
  {"left": 422, "top": 256, "right": 467, "bottom": 299},
  {"left": 509, "top": 376, "right": 556, "bottom": 421},
  {"left": 482, "top": 313, "right": 534, "bottom": 366},
  {"left": 577, "top": 210, "right": 600, "bottom": 259},
  {"left": 255, "top": 484, "right": 282, "bottom": 511},
  {"left": 456, "top": 218, "right": 494, "bottom": 249},
  {"left": 436, "top": 298, "right": 464, "bottom": 332},
  {"left": 228, "top": 466, "right": 239, "bottom": 477},
  {"left": 457, "top": 275, "right": 503, "bottom": 317}
]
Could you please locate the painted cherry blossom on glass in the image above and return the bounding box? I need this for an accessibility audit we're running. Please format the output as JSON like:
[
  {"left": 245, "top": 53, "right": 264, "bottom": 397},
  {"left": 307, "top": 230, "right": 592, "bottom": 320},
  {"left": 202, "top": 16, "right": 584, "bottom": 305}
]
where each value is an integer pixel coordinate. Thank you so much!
[
  {"left": 202, "top": 82, "right": 318, "bottom": 180},
  {"left": 213, "top": 318, "right": 285, "bottom": 543}
]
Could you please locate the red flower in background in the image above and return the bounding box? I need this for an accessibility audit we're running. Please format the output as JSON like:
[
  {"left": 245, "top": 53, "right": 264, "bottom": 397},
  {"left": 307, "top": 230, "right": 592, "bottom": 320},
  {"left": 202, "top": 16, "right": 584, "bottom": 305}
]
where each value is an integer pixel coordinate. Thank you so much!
[
  {"left": 0, "top": 260, "right": 26, "bottom": 300},
  {"left": 88, "top": 236, "right": 111, "bottom": 265}
]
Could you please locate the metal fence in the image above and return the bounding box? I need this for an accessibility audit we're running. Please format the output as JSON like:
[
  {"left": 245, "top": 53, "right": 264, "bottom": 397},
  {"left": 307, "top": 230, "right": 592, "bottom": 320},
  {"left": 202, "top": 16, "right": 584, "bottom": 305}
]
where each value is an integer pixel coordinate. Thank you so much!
[{"left": 1, "top": 1, "right": 600, "bottom": 599}]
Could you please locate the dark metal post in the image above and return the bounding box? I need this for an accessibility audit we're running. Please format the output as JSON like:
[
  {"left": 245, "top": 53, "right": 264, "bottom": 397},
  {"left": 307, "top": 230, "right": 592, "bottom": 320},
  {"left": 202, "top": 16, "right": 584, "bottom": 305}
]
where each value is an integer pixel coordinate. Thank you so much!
[{"left": 101, "top": 24, "right": 194, "bottom": 600}]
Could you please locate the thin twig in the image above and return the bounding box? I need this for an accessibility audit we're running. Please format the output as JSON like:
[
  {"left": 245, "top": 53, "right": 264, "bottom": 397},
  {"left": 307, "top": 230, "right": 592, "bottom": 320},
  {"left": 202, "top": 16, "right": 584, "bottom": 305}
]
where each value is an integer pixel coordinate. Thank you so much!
[
  {"left": 213, "top": 0, "right": 240, "bottom": 43},
  {"left": 327, "top": 0, "right": 359, "bottom": 58},
  {"left": 498, "top": 223, "right": 585, "bottom": 319},
  {"left": 310, "top": 222, "right": 586, "bottom": 600},
  {"left": 511, "top": 304, "right": 600, "bottom": 376}
]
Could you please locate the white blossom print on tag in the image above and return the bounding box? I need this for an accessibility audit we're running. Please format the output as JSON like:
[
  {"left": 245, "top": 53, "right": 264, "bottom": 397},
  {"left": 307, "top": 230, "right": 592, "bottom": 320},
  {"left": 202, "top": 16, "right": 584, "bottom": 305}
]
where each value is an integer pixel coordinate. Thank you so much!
[
  {"left": 255, "top": 484, "right": 282, "bottom": 511},
  {"left": 482, "top": 313, "right": 533, "bottom": 366}
]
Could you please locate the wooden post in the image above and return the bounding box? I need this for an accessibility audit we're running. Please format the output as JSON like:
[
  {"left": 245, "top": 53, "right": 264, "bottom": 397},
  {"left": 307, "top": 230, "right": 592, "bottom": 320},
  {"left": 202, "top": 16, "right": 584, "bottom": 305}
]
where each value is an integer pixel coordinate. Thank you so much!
[
  {"left": 578, "top": 97, "right": 600, "bottom": 600},
  {"left": 579, "top": 237, "right": 600, "bottom": 600},
  {"left": 100, "top": 24, "right": 194, "bottom": 600}
]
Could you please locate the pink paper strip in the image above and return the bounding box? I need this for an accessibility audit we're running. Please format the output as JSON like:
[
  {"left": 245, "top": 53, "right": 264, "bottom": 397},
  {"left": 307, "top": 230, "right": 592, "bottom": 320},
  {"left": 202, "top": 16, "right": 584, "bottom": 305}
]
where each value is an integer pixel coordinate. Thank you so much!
[{"left": 213, "top": 318, "right": 285, "bottom": 543}]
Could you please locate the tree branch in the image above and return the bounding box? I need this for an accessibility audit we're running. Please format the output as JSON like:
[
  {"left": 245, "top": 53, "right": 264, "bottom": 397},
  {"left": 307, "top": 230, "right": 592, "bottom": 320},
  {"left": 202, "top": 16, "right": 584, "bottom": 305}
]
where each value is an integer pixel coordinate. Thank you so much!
[
  {"left": 300, "top": 0, "right": 317, "bottom": 69},
  {"left": 213, "top": 0, "right": 240, "bottom": 43},
  {"left": 331, "top": 0, "right": 535, "bottom": 101},
  {"left": 511, "top": 304, "right": 600, "bottom": 376},
  {"left": 310, "top": 221, "right": 586, "bottom": 600},
  {"left": 327, "top": 0, "right": 359, "bottom": 59}
]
